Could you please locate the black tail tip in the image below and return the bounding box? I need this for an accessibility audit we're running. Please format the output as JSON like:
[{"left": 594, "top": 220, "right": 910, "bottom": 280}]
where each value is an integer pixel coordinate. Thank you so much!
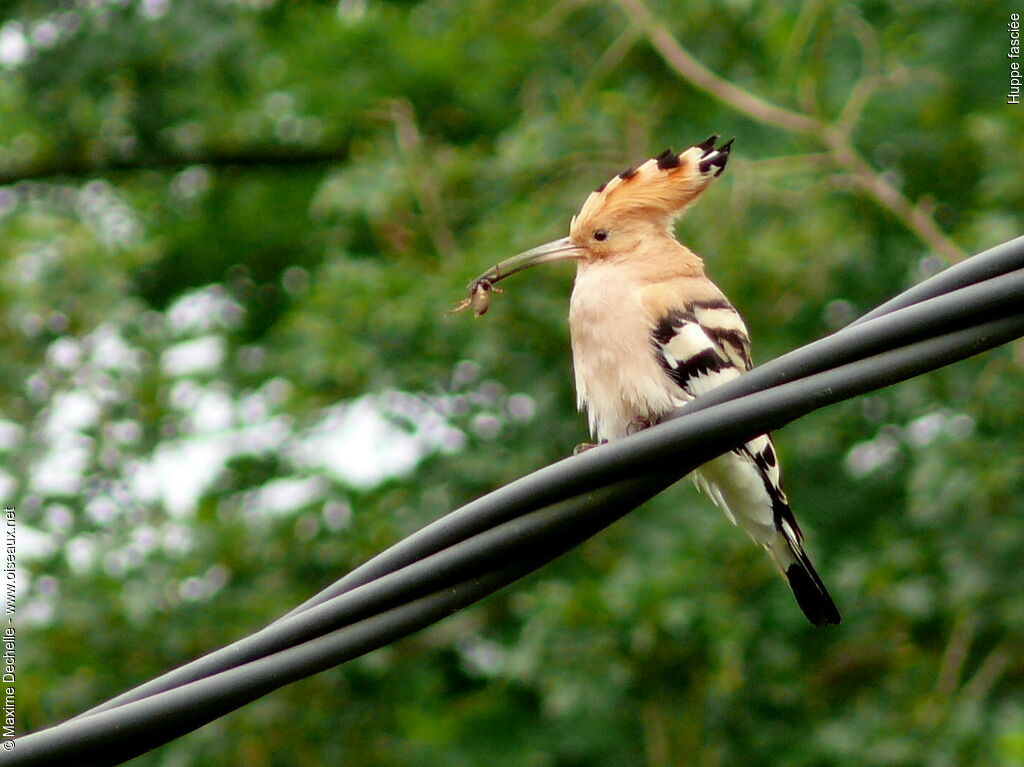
[{"left": 785, "top": 564, "right": 841, "bottom": 627}]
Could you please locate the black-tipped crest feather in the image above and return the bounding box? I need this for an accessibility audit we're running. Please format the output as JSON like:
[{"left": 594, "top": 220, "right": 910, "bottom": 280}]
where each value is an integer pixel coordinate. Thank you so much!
[
  {"left": 696, "top": 134, "right": 719, "bottom": 155},
  {"left": 655, "top": 148, "right": 681, "bottom": 170}
]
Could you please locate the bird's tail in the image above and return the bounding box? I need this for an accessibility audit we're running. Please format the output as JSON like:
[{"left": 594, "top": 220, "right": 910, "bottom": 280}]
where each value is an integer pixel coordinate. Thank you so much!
[
  {"left": 693, "top": 452, "right": 841, "bottom": 627},
  {"left": 773, "top": 532, "right": 841, "bottom": 627}
]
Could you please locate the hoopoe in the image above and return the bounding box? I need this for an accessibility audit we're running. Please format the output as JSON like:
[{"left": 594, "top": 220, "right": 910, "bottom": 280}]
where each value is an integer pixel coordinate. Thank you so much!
[{"left": 454, "top": 136, "right": 840, "bottom": 627}]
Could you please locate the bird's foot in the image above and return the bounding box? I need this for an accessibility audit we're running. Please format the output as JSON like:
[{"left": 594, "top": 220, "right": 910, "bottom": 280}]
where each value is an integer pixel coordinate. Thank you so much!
[
  {"left": 625, "top": 416, "right": 657, "bottom": 435},
  {"left": 573, "top": 442, "right": 600, "bottom": 455}
]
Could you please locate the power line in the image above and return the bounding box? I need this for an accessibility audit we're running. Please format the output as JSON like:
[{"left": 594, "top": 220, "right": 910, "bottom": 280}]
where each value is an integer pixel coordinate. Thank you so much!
[{"left": 8, "top": 235, "right": 1024, "bottom": 767}]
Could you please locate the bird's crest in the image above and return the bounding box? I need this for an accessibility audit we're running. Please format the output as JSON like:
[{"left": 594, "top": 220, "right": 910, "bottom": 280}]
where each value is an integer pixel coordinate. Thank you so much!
[{"left": 571, "top": 136, "right": 732, "bottom": 231}]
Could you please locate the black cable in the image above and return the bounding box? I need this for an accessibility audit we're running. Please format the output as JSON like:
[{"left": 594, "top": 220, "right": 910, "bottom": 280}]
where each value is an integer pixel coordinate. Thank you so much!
[
  {"left": 18, "top": 564, "right": 539, "bottom": 767},
  {"left": 18, "top": 312, "right": 1023, "bottom": 767},
  {"left": 16, "top": 477, "right": 670, "bottom": 767},
  {"left": 854, "top": 235, "right": 1024, "bottom": 324},
  {"left": 8, "top": 236, "right": 1024, "bottom": 767},
  {"left": 44, "top": 243, "right": 1024, "bottom": 727}
]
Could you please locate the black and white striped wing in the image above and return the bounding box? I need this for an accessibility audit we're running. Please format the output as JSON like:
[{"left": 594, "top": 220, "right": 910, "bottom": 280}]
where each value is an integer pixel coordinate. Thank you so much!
[
  {"left": 650, "top": 296, "right": 785, "bottom": 508},
  {"left": 650, "top": 297, "right": 788, "bottom": 500},
  {"left": 651, "top": 298, "right": 752, "bottom": 398}
]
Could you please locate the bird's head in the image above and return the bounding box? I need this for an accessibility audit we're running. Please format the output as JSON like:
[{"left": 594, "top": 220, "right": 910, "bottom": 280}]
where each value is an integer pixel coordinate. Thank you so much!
[
  {"left": 568, "top": 135, "right": 732, "bottom": 257},
  {"left": 453, "top": 136, "right": 732, "bottom": 315}
]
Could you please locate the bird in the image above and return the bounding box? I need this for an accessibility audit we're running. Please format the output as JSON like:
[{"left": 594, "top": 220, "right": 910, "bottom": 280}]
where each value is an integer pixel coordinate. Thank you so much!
[{"left": 453, "top": 136, "right": 840, "bottom": 627}]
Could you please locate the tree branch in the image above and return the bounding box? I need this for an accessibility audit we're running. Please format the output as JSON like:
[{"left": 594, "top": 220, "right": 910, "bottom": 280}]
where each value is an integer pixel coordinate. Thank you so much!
[
  {"left": 614, "top": 0, "right": 823, "bottom": 134},
  {"left": 613, "top": 0, "right": 967, "bottom": 262}
]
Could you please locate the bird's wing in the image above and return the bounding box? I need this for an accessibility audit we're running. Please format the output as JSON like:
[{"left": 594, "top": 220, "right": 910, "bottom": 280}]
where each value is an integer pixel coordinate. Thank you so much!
[
  {"left": 646, "top": 293, "right": 753, "bottom": 399},
  {"left": 642, "top": 285, "right": 793, "bottom": 534}
]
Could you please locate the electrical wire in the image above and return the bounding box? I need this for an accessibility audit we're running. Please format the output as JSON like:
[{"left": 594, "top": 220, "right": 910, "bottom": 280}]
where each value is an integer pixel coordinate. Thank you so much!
[{"left": 8, "top": 235, "right": 1023, "bottom": 767}]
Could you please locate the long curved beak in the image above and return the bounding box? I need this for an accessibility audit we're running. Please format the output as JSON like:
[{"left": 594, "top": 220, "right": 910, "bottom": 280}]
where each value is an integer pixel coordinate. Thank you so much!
[
  {"left": 451, "top": 236, "right": 586, "bottom": 316},
  {"left": 472, "top": 236, "right": 584, "bottom": 284}
]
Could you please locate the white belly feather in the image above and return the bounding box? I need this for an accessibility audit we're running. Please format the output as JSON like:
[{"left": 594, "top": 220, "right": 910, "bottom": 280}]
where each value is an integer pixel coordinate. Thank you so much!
[{"left": 568, "top": 263, "right": 682, "bottom": 442}]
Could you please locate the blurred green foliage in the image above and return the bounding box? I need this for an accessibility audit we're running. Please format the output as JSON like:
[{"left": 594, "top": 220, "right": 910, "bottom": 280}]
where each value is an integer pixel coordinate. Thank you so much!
[{"left": 2, "top": 0, "right": 1023, "bottom": 765}]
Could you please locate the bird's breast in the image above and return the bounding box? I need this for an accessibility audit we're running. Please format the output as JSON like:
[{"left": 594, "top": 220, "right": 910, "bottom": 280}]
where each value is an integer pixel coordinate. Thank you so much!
[{"left": 568, "top": 263, "right": 681, "bottom": 442}]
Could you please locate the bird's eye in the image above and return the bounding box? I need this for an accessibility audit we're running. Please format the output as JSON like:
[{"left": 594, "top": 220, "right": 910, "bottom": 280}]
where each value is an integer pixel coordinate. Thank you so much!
[{"left": 593, "top": 229, "right": 609, "bottom": 241}]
